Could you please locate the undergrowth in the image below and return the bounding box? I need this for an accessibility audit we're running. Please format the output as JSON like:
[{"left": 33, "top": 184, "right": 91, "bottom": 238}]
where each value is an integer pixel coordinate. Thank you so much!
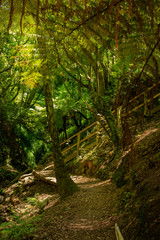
[
  {"left": 27, "top": 194, "right": 48, "bottom": 213},
  {"left": 0, "top": 214, "right": 41, "bottom": 240}
]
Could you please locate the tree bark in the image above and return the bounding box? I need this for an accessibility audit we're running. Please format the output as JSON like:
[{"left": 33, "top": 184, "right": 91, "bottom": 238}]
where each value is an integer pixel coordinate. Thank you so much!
[
  {"left": 97, "top": 96, "right": 120, "bottom": 148},
  {"left": 43, "top": 74, "right": 79, "bottom": 198}
]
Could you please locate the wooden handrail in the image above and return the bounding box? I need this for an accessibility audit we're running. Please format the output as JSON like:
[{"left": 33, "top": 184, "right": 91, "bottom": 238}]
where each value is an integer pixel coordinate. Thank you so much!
[
  {"left": 115, "top": 223, "right": 124, "bottom": 240},
  {"left": 60, "top": 121, "right": 97, "bottom": 146},
  {"left": 77, "top": 132, "right": 81, "bottom": 156},
  {"left": 62, "top": 142, "right": 78, "bottom": 154},
  {"left": 77, "top": 121, "right": 97, "bottom": 135},
  {"left": 61, "top": 83, "right": 159, "bottom": 146},
  {"left": 61, "top": 83, "right": 160, "bottom": 162},
  {"left": 80, "top": 131, "right": 97, "bottom": 144},
  {"left": 126, "top": 92, "right": 160, "bottom": 116},
  {"left": 128, "top": 83, "right": 159, "bottom": 104}
]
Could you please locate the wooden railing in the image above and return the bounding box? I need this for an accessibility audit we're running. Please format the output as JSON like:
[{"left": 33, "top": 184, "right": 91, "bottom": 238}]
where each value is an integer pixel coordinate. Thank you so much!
[
  {"left": 61, "top": 121, "right": 99, "bottom": 162},
  {"left": 115, "top": 223, "right": 124, "bottom": 240},
  {"left": 61, "top": 83, "right": 160, "bottom": 163}
]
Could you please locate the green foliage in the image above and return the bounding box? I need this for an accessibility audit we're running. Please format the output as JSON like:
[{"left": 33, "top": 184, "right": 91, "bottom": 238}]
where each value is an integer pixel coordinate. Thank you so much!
[
  {"left": 52, "top": 77, "right": 93, "bottom": 140},
  {"left": 116, "top": 189, "right": 133, "bottom": 214},
  {"left": 0, "top": 188, "right": 5, "bottom": 196},
  {"left": 20, "top": 125, "right": 50, "bottom": 167},
  {"left": 27, "top": 194, "right": 48, "bottom": 213},
  {"left": 0, "top": 215, "right": 41, "bottom": 240},
  {"left": 0, "top": 0, "right": 160, "bottom": 178}
]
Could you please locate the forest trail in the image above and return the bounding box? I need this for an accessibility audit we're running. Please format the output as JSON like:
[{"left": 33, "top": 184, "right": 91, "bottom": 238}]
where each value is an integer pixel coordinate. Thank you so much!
[
  {"left": 34, "top": 176, "right": 119, "bottom": 240},
  {"left": 1, "top": 113, "right": 160, "bottom": 239}
]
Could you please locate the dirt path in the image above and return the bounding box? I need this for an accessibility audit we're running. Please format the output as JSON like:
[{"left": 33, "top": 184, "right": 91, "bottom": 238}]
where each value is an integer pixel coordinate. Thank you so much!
[{"left": 34, "top": 176, "right": 118, "bottom": 240}]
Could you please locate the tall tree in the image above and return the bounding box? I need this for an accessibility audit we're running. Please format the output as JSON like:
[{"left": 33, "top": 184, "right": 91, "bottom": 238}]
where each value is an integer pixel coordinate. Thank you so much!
[
  {"left": 42, "top": 65, "right": 79, "bottom": 198},
  {"left": 1, "top": 0, "right": 160, "bottom": 180}
]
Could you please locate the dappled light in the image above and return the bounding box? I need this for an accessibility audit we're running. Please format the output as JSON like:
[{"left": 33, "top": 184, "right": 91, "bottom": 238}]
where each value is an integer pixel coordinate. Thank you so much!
[
  {"left": 0, "top": 0, "right": 160, "bottom": 239},
  {"left": 135, "top": 128, "right": 159, "bottom": 144},
  {"left": 68, "top": 218, "right": 114, "bottom": 230}
]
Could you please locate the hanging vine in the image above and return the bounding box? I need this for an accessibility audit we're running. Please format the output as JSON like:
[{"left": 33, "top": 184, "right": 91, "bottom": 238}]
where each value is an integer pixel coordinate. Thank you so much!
[
  {"left": 133, "top": 1, "right": 144, "bottom": 32},
  {"left": 115, "top": 5, "right": 119, "bottom": 60},
  {"left": 43, "top": 0, "right": 48, "bottom": 21},
  {"left": 70, "top": 0, "right": 73, "bottom": 12},
  {"left": 36, "top": 0, "right": 40, "bottom": 26},
  {"left": 129, "top": 0, "right": 132, "bottom": 18},
  {"left": 56, "top": 0, "right": 61, "bottom": 15},
  {"left": 85, "top": 0, "right": 87, "bottom": 11},
  {"left": 147, "top": 0, "right": 154, "bottom": 29},
  {"left": 20, "top": 0, "right": 26, "bottom": 34},
  {"left": 7, "top": 0, "right": 14, "bottom": 34}
]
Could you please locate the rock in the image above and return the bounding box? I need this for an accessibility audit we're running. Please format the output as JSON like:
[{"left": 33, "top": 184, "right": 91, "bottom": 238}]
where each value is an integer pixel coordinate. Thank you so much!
[
  {"left": 0, "top": 204, "right": 7, "bottom": 213},
  {"left": 11, "top": 197, "right": 20, "bottom": 205},
  {"left": 5, "top": 197, "right": 11, "bottom": 203},
  {"left": 20, "top": 191, "right": 27, "bottom": 198},
  {"left": 20, "top": 175, "right": 35, "bottom": 187},
  {"left": 5, "top": 183, "right": 18, "bottom": 196}
]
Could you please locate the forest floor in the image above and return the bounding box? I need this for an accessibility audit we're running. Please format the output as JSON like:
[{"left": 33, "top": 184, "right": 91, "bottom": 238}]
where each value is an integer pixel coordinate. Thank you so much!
[
  {"left": 0, "top": 169, "right": 120, "bottom": 240},
  {"left": 32, "top": 110, "right": 160, "bottom": 240},
  {"left": 33, "top": 176, "right": 119, "bottom": 240}
]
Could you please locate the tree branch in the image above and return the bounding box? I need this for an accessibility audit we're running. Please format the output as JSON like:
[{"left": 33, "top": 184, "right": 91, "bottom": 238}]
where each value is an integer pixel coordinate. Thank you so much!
[
  {"left": 86, "top": 102, "right": 111, "bottom": 138},
  {"left": 138, "top": 36, "right": 160, "bottom": 80},
  {"left": 60, "top": 0, "right": 125, "bottom": 42}
]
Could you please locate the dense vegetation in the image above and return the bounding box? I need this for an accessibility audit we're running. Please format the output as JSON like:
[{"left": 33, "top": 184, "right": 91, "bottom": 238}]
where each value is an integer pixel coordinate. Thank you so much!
[
  {"left": 0, "top": 0, "right": 160, "bottom": 238},
  {"left": 1, "top": 1, "right": 159, "bottom": 162}
]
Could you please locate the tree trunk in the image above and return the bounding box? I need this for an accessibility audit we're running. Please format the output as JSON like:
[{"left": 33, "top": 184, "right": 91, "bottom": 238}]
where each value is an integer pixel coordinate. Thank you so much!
[
  {"left": 97, "top": 96, "right": 120, "bottom": 148},
  {"left": 63, "top": 116, "right": 68, "bottom": 140},
  {"left": 43, "top": 75, "right": 79, "bottom": 198}
]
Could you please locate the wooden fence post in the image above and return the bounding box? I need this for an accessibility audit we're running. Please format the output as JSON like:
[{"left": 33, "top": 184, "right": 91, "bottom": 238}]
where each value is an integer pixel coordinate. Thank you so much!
[
  {"left": 144, "top": 92, "right": 147, "bottom": 116},
  {"left": 96, "top": 122, "right": 100, "bottom": 145},
  {"left": 77, "top": 132, "right": 81, "bottom": 156},
  {"left": 117, "top": 106, "right": 122, "bottom": 129}
]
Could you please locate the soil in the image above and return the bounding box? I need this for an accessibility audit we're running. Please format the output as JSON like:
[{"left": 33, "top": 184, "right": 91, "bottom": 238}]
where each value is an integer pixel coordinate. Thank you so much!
[
  {"left": 34, "top": 177, "right": 119, "bottom": 240},
  {"left": 0, "top": 169, "right": 120, "bottom": 240}
]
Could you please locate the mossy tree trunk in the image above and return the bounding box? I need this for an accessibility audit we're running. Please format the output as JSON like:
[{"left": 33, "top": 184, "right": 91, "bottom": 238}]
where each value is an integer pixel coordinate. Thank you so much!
[
  {"left": 96, "top": 96, "right": 120, "bottom": 149},
  {"left": 43, "top": 74, "right": 79, "bottom": 198}
]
